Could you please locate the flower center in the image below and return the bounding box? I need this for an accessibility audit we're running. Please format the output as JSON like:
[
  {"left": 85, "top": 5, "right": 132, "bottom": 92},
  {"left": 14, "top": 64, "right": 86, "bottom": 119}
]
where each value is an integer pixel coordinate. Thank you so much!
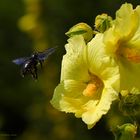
[
  {"left": 121, "top": 47, "right": 140, "bottom": 63},
  {"left": 116, "top": 43, "right": 140, "bottom": 63},
  {"left": 83, "top": 73, "right": 103, "bottom": 97}
]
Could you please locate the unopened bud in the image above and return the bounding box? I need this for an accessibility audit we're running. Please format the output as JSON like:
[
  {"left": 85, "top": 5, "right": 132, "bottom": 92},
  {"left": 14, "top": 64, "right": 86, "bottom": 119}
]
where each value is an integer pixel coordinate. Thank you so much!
[
  {"left": 113, "top": 123, "right": 137, "bottom": 140},
  {"left": 94, "top": 13, "right": 112, "bottom": 33},
  {"left": 65, "top": 23, "right": 93, "bottom": 42}
]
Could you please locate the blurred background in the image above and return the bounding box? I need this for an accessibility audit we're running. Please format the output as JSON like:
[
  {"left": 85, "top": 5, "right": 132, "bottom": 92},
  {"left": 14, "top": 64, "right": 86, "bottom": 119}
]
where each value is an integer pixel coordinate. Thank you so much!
[{"left": 0, "top": 0, "right": 140, "bottom": 140}]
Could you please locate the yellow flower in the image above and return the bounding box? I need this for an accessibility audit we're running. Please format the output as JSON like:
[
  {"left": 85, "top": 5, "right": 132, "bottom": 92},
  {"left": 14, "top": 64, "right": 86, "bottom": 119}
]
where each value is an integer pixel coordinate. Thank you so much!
[
  {"left": 51, "top": 34, "right": 119, "bottom": 128},
  {"left": 103, "top": 3, "right": 140, "bottom": 90}
]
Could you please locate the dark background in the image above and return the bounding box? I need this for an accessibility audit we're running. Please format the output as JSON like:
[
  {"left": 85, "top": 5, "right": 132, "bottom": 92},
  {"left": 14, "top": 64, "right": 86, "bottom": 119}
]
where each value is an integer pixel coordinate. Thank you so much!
[{"left": 0, "top": 0, "right": 139, "bottom": 140}]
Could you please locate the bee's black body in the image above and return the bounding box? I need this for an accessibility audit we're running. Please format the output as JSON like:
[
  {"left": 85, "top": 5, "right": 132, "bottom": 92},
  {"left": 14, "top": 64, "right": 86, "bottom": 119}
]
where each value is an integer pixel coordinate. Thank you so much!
[{"left": 21, "top": 53, "right": 40, "bottom": 79}]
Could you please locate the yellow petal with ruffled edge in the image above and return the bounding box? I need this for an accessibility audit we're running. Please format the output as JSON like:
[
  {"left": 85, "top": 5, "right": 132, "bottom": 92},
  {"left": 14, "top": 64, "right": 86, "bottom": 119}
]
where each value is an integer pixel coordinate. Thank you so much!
[
  {"left": 51, "top": 80, "right": 87, "bottom": 114},
  {"left": 103, "top": 27, "right": 119, "bottom": 54},
  {"left": 103, "top": 3, "right": 139, "bottom": 55},
  {"left": 61, "top": 35, "right": 90, "bottom": 82},
  {"left": 114, "top": 3, "right": 139, "bottom": 41},
  {"left": 82, "top": 87, "right": 117, "bottom": 129},
  {"left": 51, "top": 35, "right": 91, "bottom": 116},
  {"left": 123, "top": 6, "right": 140, "bottom": 63},
  {"left": 130, "top": 6, "right": 140, "bottom": 44}
]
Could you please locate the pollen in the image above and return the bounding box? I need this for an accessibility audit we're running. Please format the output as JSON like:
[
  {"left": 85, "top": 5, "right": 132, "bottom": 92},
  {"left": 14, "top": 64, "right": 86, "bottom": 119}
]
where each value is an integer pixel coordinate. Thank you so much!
[
  {"left": 83, "top": 74, "right": 103, "bottom": 97},
  {"left": 120, "top": 47, "right": 140, "bottom": 63},
  {"left": 125, "top": 48, "right": 140, "bottom": 63},
  {"left": 83, "top": 83, "right": 97, "bottom": 97}
]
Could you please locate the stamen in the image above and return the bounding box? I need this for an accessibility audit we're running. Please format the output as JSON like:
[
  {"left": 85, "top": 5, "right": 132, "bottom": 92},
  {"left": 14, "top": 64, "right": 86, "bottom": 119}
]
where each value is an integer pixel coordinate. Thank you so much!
[
  {"left": 118, "top": 47, "right": 140, "bottom": 63},
  {"left": 83, "top": 82, "right": 97, "bottom": 97},
  {"left": 83, "top": 74, "right": 103, "bottom": 97},
  {"left": 124, "top": 48, "right": 140, "bottom": 63}
]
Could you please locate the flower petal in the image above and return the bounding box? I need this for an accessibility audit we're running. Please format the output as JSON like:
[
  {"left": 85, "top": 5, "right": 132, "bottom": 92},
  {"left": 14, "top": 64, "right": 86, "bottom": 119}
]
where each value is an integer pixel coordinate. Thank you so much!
[
  {"left": 82, "top": 86, "right": 117, "bottom": 127},
  {"left": 103, "top": 3, "right": 139, "bottom": 55},
  {"left": 124, "top": 6, "right": 140, "bottom": 63},
  {"left": 114, "top": 3, "right": 139, "bottom": 41},
  {"left": 130, "top": 6, "right": 140, "bottom": 44},
  {"left": 50, "top": 80, "right": 87, "bottom": 115},
  {"left": 118, "top": 58, "right": 140, "bottom": 91},
  {"left": 86, "top": 34, "right": 120, "bottom": 92},
  {"left": 86, "top": 34, "right": 106, "bottom": 74},
  {"left": 61, "top": 35, "right": 90, "bottom": 82},
  {"left": 103, "top": 27, "right": 119, "bottom": 54},
  {"left": 50, "top": 79, "right": 117, "bottom": 128}
]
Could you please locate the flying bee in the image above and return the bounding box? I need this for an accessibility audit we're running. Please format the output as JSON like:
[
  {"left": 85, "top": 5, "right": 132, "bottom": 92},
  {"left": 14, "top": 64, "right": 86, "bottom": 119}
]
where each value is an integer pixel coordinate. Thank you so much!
[{"left": 12, "top": 47, "right": 56, "bottom": 79}]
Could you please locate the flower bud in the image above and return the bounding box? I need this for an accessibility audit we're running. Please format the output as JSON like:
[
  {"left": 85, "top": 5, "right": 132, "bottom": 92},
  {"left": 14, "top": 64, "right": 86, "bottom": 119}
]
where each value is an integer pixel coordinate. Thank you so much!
[
  {"left": 113, "top": 123, "right": 137, "bottom": 140},
  {"left": 94, "top": 13, "right": 112, "bottom": 33},
  {"left": 65, "top": 23, "right": 93, "bottom": 42}
]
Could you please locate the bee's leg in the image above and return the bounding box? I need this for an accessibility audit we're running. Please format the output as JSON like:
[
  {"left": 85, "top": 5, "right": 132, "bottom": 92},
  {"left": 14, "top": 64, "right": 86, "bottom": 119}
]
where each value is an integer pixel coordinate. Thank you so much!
[
  {"left": 29, "top": 68, "right": 36, "bottom": 79},
  {"left": 21, "top": 68, "right": 25, "bottom": 77},
  {"left": 32, "top": 73, "right": 37, "bottom": 80},
  {"left": 33, "top": 66, "right": 38, "bottom": 79},
  {"left": 39, "top": 60, "right": 43, "bottom": 69}
]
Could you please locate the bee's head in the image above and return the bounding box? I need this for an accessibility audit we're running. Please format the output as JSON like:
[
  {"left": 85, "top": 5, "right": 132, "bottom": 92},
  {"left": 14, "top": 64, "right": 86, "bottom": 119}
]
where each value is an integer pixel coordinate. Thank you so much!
[{"left": 32, "top": 52, "right": 38, "bottom": 59}]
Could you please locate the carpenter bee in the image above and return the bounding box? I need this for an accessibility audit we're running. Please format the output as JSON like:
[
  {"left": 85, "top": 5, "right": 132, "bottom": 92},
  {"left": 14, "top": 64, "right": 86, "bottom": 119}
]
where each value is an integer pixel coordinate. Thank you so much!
[{"left": 12, "top": 47, "right": 56, "bottom": 79}]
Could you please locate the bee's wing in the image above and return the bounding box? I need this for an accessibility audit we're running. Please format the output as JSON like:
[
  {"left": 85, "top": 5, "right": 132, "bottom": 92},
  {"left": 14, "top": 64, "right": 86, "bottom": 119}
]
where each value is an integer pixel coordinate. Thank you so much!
[
  {"left": 38, "top": 47, "right": 57, "bottom": 61},
  {"left": 12, "top": 57, "right": 29, "bottom": 65}
]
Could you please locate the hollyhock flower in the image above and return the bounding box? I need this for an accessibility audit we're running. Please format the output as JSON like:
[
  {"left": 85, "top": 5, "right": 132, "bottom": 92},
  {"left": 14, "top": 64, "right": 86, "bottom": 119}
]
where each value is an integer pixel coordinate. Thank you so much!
[
  {"left": 51, "top": 34, "right": 119, "bottom": 128},
  {"left": 103, "top": 3, "right": 140, "bottom": 90}
]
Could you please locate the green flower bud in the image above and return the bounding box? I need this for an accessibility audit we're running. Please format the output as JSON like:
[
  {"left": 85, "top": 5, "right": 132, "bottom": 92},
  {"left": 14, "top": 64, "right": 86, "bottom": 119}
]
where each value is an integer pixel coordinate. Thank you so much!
[
  {"left": 119, "top": 88, "right": 140, "bottom": 116},
  {"left": 94, "top": 13, "right": 112, "bottom": 33},
  {"left": 65, "top": 23, "right": 93, "bottom": 42},
  {"left": 113, "top": 123, "right": 137, "bottom": 140}
]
